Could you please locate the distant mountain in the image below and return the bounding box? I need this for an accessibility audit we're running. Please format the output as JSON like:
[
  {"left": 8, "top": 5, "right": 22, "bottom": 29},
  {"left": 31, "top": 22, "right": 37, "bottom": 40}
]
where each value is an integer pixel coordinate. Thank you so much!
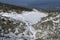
[{"left": 0, "top": 2, "right": 32, "bottom": 12}]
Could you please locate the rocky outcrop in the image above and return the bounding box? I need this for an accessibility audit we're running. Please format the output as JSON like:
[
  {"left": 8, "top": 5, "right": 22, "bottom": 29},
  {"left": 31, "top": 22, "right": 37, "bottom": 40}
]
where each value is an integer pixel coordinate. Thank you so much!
[{"left": 32, "top": 13, "right": 60, "bottom": 40}]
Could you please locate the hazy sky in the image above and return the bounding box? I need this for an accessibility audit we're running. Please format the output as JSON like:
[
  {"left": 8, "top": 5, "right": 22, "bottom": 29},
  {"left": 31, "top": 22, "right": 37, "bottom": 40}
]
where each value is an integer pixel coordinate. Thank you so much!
[
  {"left": 0, "top": 0, "right": 59, "bottom": 6},
  {"left": 0, "top": 0, "right": 35, "bottom": 6},
  {"left": 0, "top": 0, "right": 60, "bottom": 10}
]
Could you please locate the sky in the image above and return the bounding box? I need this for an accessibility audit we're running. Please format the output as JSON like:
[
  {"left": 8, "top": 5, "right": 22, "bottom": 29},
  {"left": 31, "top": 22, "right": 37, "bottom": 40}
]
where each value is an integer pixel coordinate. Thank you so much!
[
  {"left": 0, "top": 0, "right": 60, "bottom": 10},
  {"left": 0, "top": 0, "right": 59, "bottom": 6},
  {"left": 0, "top": 0, "right": 35, "bottom": 6}
]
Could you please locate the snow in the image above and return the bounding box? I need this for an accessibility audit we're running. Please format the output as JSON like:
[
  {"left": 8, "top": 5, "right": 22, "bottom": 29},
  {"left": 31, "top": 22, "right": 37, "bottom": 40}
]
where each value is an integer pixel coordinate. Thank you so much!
[
  {"left": 2, "top": 9, "right": 48, "bottom": 25},
  {"left": 0, "top": 9, "right": 60, "bottom": 40},
  {"left": 0, "top": 9, "right": 48, "bottom": 40}
]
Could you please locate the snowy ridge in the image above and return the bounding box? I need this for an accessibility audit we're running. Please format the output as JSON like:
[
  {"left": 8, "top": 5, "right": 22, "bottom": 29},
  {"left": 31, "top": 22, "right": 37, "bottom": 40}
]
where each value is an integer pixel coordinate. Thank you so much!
[
  {"left": 0, "top": 9, "right": 60, "bottom": 40},
  {"left": 2, "top": 9, "right": 48, "bottom": 25}
]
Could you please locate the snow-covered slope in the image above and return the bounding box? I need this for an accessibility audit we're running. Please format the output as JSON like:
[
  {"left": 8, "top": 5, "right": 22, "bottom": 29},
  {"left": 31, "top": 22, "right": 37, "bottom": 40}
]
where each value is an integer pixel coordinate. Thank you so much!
[{"left": 0, "top": 9, "right": 60, "bottom": 40}]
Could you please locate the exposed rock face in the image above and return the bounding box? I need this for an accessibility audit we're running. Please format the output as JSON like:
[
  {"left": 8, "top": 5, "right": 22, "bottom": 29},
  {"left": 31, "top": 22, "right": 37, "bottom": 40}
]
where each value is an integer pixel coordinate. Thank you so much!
[
  {"left": 0, "top": 11, "right": 60, "bottom": 40},
  {"left": 32, "top": 13, "right": 60, "bottom": 40},
  {"left": 0, "top": 16, "right": 26, "bottom": 35},
  {"left": 0, "top": 4, "right": 60, "bottom": 40}
]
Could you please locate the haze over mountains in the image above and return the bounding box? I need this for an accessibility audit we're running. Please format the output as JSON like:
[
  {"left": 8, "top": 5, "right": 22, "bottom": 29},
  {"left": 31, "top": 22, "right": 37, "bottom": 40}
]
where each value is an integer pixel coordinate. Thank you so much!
[
  {"left": 0, "top": 0, "right": 60, "bottom": 11},
  {"left": 0, "top": 0, "right": 60, "bottom": 40}
]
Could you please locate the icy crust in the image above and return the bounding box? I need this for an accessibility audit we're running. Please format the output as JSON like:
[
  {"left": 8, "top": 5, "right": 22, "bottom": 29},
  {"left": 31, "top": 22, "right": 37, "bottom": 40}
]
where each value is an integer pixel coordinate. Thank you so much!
[
  {"left": 0, "top": 9, "right": 60, "bottom": 40},
  {"left": 2, "top": 9, "right": 48, "bottom": 25}
]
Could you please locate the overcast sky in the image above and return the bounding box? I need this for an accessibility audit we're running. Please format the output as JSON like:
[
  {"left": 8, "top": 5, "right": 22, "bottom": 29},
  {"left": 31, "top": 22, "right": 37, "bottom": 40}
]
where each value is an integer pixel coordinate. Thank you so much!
[
  {"left": 0, "top": 0, "right": 60, "bottom": 10},
  {"left": 0, "top": 0, "right": 35, "bottom": 6},
  {"left": 0, "top": 0, "right": 59, "bottom": 6}
]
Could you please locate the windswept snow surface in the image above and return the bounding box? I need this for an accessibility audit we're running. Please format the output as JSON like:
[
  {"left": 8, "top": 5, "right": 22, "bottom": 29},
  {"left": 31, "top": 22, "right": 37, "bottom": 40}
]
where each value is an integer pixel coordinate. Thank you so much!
[
  {"left": 2, "top": 9, "right": 48, "bottom": 25},
  {"left": 0, "top": 9, "right": 48, "bottom": 40}
]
